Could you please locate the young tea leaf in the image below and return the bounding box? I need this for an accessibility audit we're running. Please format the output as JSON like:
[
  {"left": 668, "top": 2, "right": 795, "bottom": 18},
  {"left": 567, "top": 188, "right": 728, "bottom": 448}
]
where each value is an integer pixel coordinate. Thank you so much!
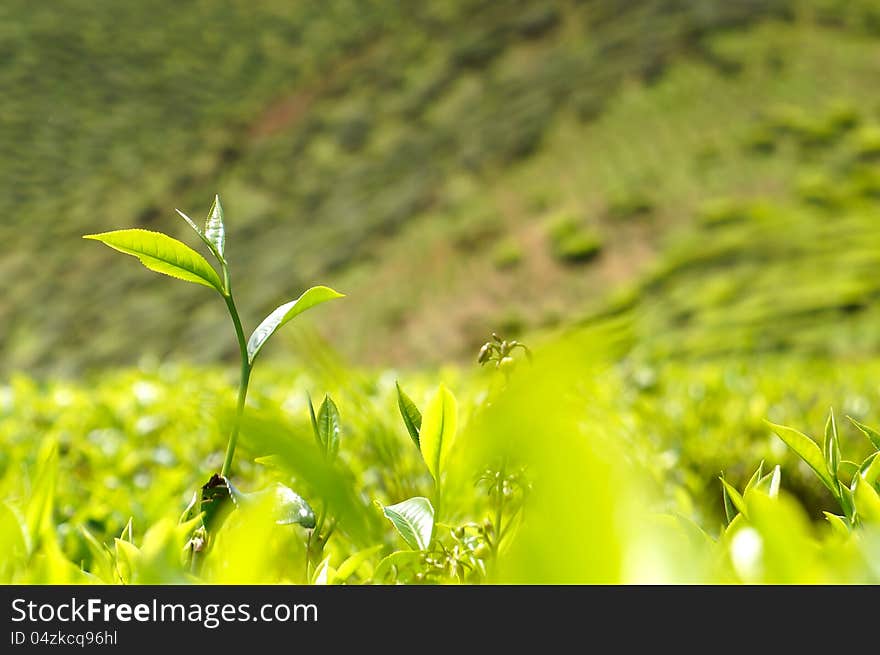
[
  {"left": 857, "top": 452, "right": 880, "bottom": 488},
  {"left": 316, "top": 395, "right": 341, "bottom": 459},
  {"left": 419, "top": 384, "right": 458, "bottom": 482},
  {"left": 847, "top": 416, "right": 880, "bottom": 451},
  {"left": 823, "top": 408, "right": 841, "bottom": 486},
  {"left": 204, "top": 194, "right": 225, "bottom": 259},
  {"left": 83, "top": 229, "right": 223, "bottom": 292},
  {"left": 247, "top": 286, "right": 344, "bottom": 364},
  {"left": 720, "top": 477, "right": 748, "bottom": 518},
  {"left": 766, "top": 421, "right": 838, "bottom": 496},
  {"left": 381, "top": 497, "right": 434, "bottom": 550},
  {"left": 395, "top": 381, "right": 422, "bottom": 448},
  {"left": 822, "top": 512, "right": 850, "bottom": 537},
  {"left": 175, "top": 208, "right": 221, "bottom": 262},
  {"left": 744, "top": 461, "right": 764, "bottom": 494},
  {"left": 853, "top": 475, "right": 880, "bottom": 524},
  {"left": 838, "top": 460, "right": 860, "bottom": 487}
]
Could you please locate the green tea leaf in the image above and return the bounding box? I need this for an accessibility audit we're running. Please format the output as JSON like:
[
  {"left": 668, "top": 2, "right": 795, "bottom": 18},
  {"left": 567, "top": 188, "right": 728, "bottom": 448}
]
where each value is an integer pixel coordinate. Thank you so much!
[
  {"left": 744, "top": 461, "right": 764, "bottom": 494},
  {"left": 372, "top": 550, "right": 422, "bottom": 583},
  {"left": 822, "top": 512, "right": 850, "bottom": 537},
  {"left": 847, "top": 416, "right": 880, "bottom": 451},
  {"left": 395, "top": 381, "right": 422, "bottom": 448},
  {"left": 204, "top": 194, "right": 226, "bottom": 259},
  {"left": 83, "top": 229, "right": 223, "bottom": 292},
  {"left": 720, "top": 477, "right": 748, "bottom": 518},
  {"left": 858, "top": 452, "right": 880, "bottom": 487},
  {"left": 419, "top": 384, "right": 458, "bottom": 482},
  {"left": 257, "top": 483, "right": 316, "bottom": 529},
  {"left": 823, "top": 408, "right": 840, "bottom": 486},
  {"left": 307, "top": 394, "right": 320, "bottom": 450},
  {"left": 853, "top": 475, "right": 880, "bottom": 524},
  {"left": 247, "top": 286, "right": 344, "bottom": 364},
  {"left": 316, "top": 395, "right": 341, "bottom": 459},
  {"left": 381, "top": 497, "right": 434, "bottom": 550},
  {"left": 721, "top": 476, "right": 737, "bottom": 524},
  {"left": 333, "top": 545, "right": 384, "bottom": 584},
  {"left": 766, "top": 421, "right": 837, "bottom": 496}
]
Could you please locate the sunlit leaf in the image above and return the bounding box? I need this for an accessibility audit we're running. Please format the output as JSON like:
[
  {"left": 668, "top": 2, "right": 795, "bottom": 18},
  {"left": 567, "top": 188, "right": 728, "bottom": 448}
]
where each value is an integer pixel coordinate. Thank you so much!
[
  {"left": 247, "top": 286, "right": 344, "bottom": 364},
  {"left": 396, "top": 381, "right": 422, "bottom": 448},
  {"left": 766, "top": 421, "right": 837, "bottom": 496},
  {"left": 822, "top": 512, "right": 850, "bottom": 537},
  {"left": 853, "top": 475, "right": 880, "bottom": 524},
  {"left": 720, "top": 477, "right": 747, "bottom": 518},
  {"left": 204, "top": 194, "right": 226, "bottom": 259},
  {"left": 823, "top": 408, "right": 840, "bottom": 487},
  {"left": 381, "top": 497, "right": 434, "bottom": 550},
  {"left": 419, "top": 384, "right": 458, "bottom": 482},
  {"left": 744, "top": 461, "right": 764, "bottom": 494},
  {"left": 83, "top": 229, "right": 223, "bottom": 291},
  {"left": 333, "top": 545, "right": 384, "bottom": 584}
]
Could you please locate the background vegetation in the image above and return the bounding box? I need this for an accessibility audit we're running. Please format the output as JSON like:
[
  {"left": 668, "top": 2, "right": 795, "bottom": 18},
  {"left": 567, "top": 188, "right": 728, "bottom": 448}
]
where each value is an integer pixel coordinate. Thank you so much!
[{"left": 4, "top": 0, "right": 880, "bottom": 583}]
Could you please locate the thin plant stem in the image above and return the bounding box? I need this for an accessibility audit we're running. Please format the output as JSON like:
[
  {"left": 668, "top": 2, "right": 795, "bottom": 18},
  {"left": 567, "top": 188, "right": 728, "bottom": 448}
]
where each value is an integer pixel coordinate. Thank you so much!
[{"left": 220, "top": 287, "right": 251, "bottom": 478}]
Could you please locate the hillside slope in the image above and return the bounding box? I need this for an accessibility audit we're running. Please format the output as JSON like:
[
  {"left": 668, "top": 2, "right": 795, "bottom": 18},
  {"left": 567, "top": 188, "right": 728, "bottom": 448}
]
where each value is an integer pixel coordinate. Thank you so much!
[{"left": 3, "top": 0, "right": 880, "bottom": 373}]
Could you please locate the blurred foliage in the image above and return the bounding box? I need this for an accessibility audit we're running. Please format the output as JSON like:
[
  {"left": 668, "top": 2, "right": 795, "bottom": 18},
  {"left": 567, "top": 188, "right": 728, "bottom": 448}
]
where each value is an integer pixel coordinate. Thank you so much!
[{"left": 6, "top": 0, "right": 880, "bottom": 583}]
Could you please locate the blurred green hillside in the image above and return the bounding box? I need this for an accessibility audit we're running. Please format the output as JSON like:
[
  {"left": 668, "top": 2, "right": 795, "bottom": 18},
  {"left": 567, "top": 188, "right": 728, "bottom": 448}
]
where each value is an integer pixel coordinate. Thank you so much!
[{"left": 4, "top": 0, "right": 880, "bottom": 374}]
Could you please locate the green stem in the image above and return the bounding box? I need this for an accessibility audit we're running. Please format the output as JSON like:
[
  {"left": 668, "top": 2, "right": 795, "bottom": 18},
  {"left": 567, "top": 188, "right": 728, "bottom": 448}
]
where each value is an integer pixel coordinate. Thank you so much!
[{"left": 220, "top": 289, "right": 251, "bottom": 478}]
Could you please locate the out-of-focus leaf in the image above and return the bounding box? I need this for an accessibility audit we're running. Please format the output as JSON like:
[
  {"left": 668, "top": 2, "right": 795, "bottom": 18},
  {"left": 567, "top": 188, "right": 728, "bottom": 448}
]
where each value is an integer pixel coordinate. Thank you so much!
[
  {"left": 243, "top": 483, "right": 316, "bottom": 529},
  {"left": 333, "top": 545, "right": 384, "bottom": 584},
  {"left": 381, "top": 497, "right": 434, "bottom": 550},
  {"left": 247, "top": 286, "right": 344, "bottom": 364},
  {"left": 238, "top": 411, "right": 381, "bottom": 546},
  {"left": 853, "top": 474, "right": 880, "bottom": 524},
  {"left": 315, "top": 395, "right": 341, "bottom": 459},
  {"left": 372, "top": 550, "right": 423, "bottom": 583},
  {"left": 396, "top": 382, "right": 422, "bottom": 448},
  {"left": 419, "top": 385, "right": 458, "bottom": 482},
  {"left": 838, "top": 460, "right": 860, "bottom": 486},
  {"left": 822, "top": 512, "right": 850, "bottom": 537},
  {"left": 766, "top": 421, "right": 837, "bottom": 496},
  {"left": 847, "top": 416, "right": 880, "bottom": 451},
  {"left": 83, "top": 229, "right": 223, "bottom": 291},
  {"left": 823, "top": 408, "right": 840, "bottom": 486},
  {"left": 858, "top": 452, "right": 880, "bottom": 487},
  {"left": 720, "top": 477, "right": 748, "bottom": 518},
  {"left": 744, "top": 461, "right": 764, "bottom": 494}
]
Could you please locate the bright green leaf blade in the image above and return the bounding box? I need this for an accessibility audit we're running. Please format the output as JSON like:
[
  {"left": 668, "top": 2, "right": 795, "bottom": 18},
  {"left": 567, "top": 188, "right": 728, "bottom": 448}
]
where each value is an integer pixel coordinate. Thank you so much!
[
  {"left": 418, "top": 384, "right": 458, "bottom": 482},
  {"left": 847, "top": 416, "right": 880, "bottom": 451},
  {"left": 744, "top": 461, "right": 764, "bottom": 494},
  {"left": 853, "top": 475, "right": 880, "bottom": 524},
  {"left": 721, "top": 476, "right": 737, "bottom": 524},
  {"left": 204, "top": 194, "right": 225, "bottom": 259},
  {"left": 766, "top": 421, "right": 838, "bottom": 496},
  {"left": 381, "top": 497, "right": 434, "bottom": 550},
  {"left": 83, "top": 229, "right": 223, "bottom": 291},
  {"left": 333, "top": 545, "right": 384, "bottom": 584},
  {"left": 720, "top": 478, "right": 748, "bottom": 518},
  {"left": 247, "top": 286, "right": 345, "bottom": 364},
  {"left": 823, "top": 408, "right": 840, "bottom": 485},
  {"left": 822, "top": 512, "right": 850, "bottom": 537},
  {"left": 264, "top": 483, "right": 316, "bottom": 528},
  {"left": 859, "top": 452, "right": 880, "bottom": 487},
  {"left": 395, "top": 382, "right": 422, "bottom": 448},
  {"left": 317, "top": 395, "right": 341, "bottom": 459},
  {"left": 307, "top": 394, "right": 320, "bottom": 450}
]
